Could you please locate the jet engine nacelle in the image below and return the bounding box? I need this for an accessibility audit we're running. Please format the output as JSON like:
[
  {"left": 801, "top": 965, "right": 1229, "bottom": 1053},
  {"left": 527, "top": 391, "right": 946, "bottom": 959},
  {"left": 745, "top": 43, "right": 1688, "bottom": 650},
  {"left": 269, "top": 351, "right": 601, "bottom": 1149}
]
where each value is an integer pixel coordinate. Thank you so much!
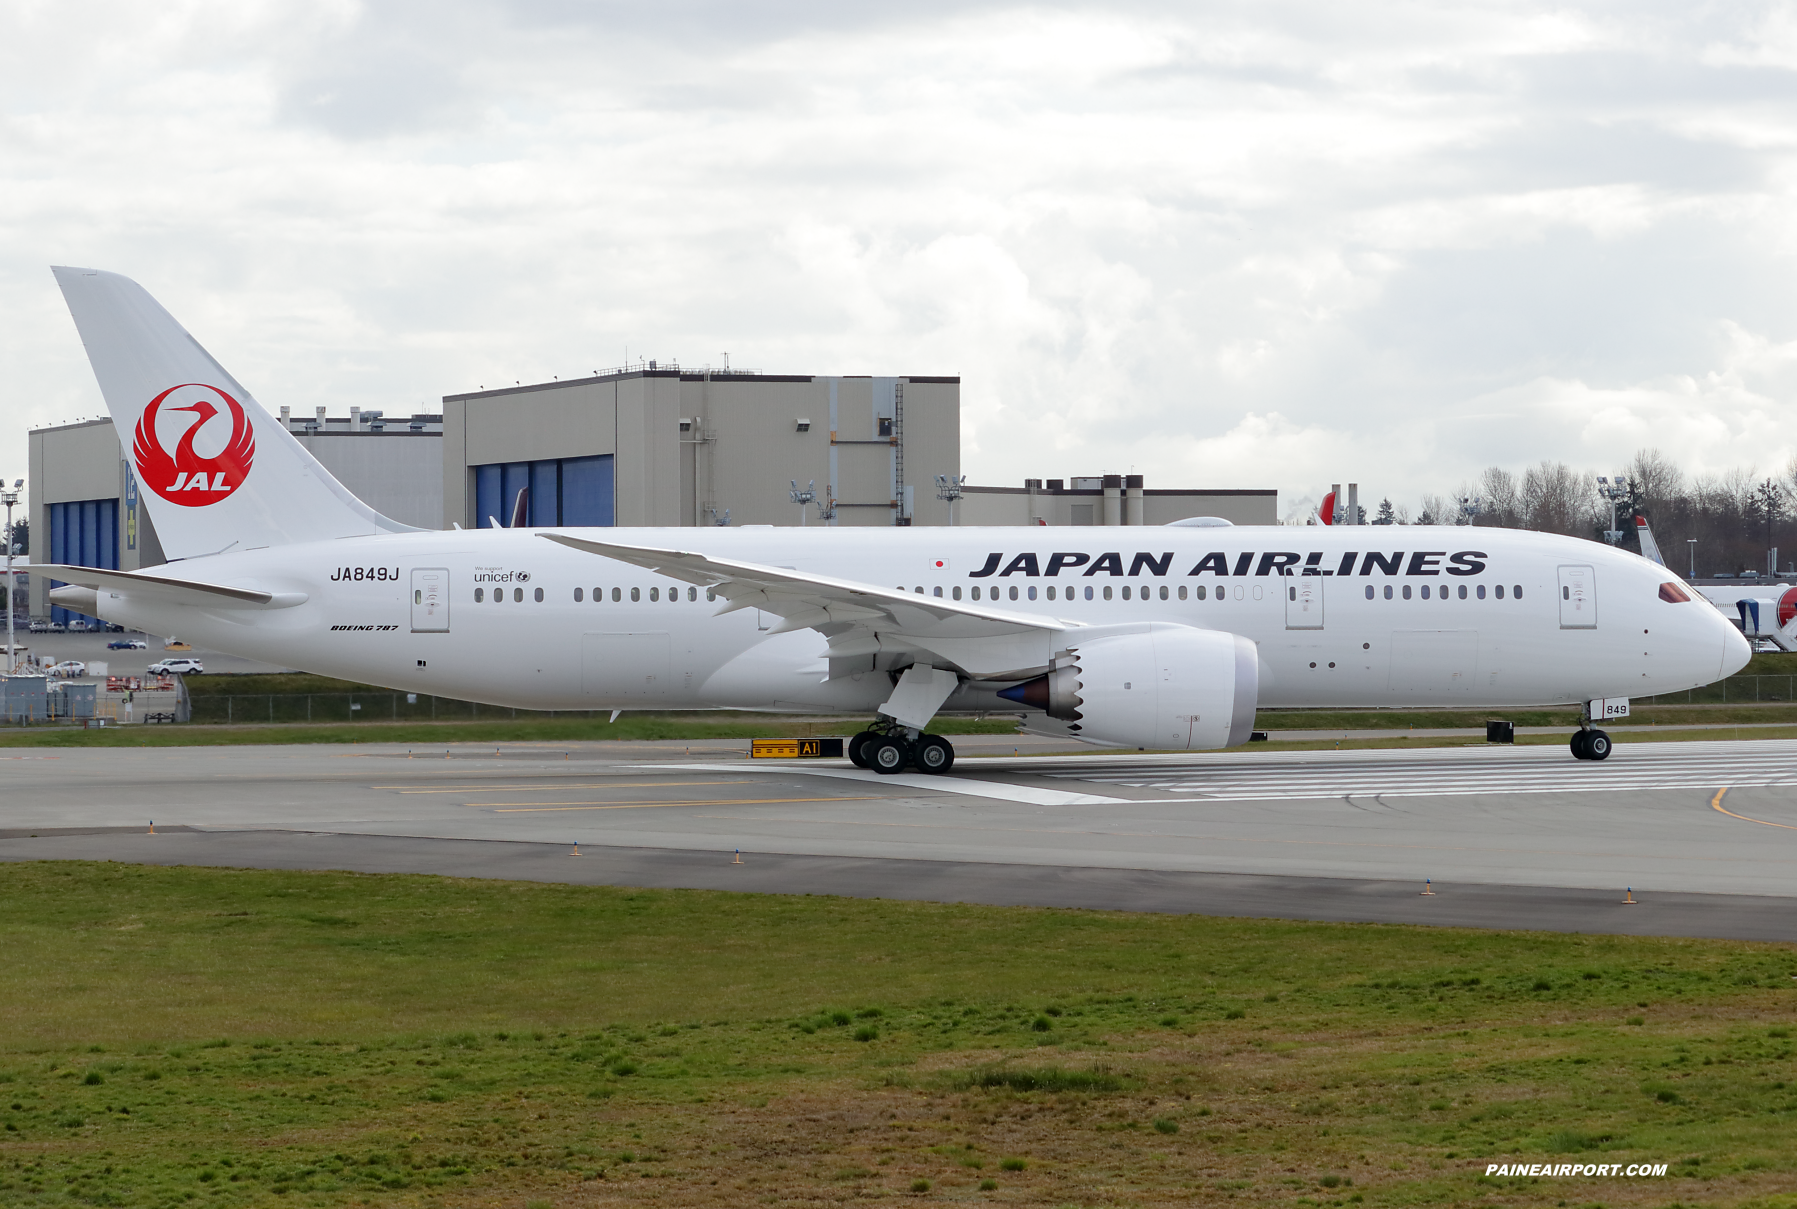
[{"left": 999, "top": 623, "right": 1259, "bottom": 750}]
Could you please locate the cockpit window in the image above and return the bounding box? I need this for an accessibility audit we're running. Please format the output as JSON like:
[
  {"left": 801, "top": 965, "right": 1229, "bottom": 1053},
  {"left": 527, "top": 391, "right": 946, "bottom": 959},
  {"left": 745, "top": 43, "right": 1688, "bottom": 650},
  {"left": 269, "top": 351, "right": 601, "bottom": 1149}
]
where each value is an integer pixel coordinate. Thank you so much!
[{"left": 1659, "top": 582, "right": 1692, "bottom": 603}]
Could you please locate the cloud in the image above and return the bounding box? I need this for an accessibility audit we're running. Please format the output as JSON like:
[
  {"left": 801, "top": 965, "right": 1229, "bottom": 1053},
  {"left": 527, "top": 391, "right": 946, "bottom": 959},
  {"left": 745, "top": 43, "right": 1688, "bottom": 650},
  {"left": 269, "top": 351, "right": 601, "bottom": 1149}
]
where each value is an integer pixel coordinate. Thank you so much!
[{"left": 8, "top": 0, "right": 1797, "bottom": 517}]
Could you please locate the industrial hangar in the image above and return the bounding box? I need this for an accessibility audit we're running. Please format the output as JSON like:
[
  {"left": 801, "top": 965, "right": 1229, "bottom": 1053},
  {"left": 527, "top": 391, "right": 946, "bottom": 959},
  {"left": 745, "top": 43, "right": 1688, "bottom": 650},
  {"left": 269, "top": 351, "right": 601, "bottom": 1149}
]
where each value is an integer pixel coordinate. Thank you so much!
[{"left": 29, "top": 366, "right": 1273, "bottom": 624}]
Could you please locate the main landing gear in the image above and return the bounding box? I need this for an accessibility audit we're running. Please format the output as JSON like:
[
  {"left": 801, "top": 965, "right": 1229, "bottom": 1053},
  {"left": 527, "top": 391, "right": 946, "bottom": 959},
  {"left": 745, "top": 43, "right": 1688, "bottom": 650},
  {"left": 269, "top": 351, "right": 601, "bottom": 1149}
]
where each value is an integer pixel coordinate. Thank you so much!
[{"left": 848, "top": 726, "right": 956, "bottom": 775}]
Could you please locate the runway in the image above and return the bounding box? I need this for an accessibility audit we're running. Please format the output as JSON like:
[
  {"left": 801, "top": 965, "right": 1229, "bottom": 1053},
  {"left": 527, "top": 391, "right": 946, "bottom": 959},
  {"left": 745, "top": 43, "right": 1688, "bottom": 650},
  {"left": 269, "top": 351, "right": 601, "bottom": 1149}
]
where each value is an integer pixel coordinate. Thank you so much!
[{"left": 5, "top": 737, "right": 1797, "bottom": 941}]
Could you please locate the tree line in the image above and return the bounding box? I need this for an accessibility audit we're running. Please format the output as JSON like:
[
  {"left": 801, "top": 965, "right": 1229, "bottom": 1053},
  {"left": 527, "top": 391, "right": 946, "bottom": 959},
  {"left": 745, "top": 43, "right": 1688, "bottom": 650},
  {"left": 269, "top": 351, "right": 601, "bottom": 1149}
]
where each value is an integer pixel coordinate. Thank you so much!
[{"left": 1345, "top": 449, "right": 1795, "bottom": 578}]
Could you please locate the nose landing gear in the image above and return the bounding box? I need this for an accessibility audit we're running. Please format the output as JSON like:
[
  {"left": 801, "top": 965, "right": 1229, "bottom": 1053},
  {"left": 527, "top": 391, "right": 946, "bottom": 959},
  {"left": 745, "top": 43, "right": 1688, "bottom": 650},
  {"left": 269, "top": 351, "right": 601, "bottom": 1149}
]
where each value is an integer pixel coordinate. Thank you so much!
[
  {"left": 847, "top": 726, "right": 956, "bottom": 775},
  {"left": 1570, "top": 703, "right": 1612, "bottom": 761}
]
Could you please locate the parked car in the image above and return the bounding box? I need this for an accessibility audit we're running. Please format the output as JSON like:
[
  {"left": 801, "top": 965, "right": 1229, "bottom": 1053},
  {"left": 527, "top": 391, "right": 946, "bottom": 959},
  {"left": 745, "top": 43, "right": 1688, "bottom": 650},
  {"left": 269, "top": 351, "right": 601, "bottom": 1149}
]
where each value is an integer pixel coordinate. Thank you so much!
[
  {"left": 107, "top": 638, "right": 147, "bottom": 650},
  {"left": 146, "top": 657, "right": 204, "bottom": 675},
  {"left": 47, "top": 660, "right": 87, "bottom": 678}
]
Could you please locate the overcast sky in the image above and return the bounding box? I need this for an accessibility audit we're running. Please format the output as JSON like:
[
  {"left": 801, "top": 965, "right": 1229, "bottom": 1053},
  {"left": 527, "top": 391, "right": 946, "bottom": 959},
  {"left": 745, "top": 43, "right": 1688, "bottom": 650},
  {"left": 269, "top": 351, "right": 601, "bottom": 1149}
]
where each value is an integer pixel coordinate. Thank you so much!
[{"left": 8, "top": 0, "right": 1797, "bottom": 520}]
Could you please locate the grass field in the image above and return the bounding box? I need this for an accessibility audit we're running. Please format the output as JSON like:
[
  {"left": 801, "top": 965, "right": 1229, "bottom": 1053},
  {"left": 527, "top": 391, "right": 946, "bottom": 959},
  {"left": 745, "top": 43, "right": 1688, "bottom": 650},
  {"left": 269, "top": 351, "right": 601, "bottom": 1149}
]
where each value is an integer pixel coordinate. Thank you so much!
[{"left": 2, "top": 863, "right": 1796, "bottom": 1207}]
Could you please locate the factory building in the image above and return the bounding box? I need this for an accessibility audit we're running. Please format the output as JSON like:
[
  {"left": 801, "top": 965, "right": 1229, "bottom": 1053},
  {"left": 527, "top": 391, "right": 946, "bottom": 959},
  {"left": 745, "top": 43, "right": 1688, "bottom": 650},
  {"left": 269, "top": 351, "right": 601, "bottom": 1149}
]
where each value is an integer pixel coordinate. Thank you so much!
[
  {"left": 25, "top": 366, "right": 1275, "bottom": 623},
  {"left": 444, "top": 368, "right": 960, "bottom": 529},
  {"left": 959, "top": 476, "right": 1273, "bottom": 527}
]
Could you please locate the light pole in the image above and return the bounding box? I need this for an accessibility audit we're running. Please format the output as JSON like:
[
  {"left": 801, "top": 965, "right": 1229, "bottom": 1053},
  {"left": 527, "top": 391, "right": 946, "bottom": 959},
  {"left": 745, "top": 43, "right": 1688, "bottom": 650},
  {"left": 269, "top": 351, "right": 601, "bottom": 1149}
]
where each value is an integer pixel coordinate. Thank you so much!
[
  {"left": 1596, "top": 475, "right": 1632, "bottom": 545},
  {"left": 935, "top": 474, "right": 966, "bottom": 526},
  {"left": 1, "top": 478, "right": 19, "bottom": 674},
  {"left": 1688, "top": 538, "right": 1697, "bottom": 580},
  {"left": 1457, "top": 495, "right": 1483, "bottom": 526},
  {"left": 816, "top": 484, "right": 836, "bottom": 525},
  {"left": 789, "top": 480, "right": 816, "bottom": 527}
]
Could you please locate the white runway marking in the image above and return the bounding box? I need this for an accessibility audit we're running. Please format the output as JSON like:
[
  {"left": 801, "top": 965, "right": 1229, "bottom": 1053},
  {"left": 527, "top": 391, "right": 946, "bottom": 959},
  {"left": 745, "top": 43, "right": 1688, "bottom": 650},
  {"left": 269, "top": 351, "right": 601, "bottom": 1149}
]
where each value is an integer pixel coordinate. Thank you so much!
[
  {"left": 645, "top": 763, "right": 1132, "bottom": 807},
  {"left": 1043, "top": 740, "right": 1797, "bottom": 800}
]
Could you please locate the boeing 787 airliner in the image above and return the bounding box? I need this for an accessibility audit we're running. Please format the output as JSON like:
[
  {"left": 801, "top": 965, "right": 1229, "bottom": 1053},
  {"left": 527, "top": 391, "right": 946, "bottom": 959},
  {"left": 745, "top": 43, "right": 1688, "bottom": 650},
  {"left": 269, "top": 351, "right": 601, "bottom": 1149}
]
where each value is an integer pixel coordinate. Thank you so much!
[{"left": 40, "top": 268, "right": 1750, "bottom": 773}]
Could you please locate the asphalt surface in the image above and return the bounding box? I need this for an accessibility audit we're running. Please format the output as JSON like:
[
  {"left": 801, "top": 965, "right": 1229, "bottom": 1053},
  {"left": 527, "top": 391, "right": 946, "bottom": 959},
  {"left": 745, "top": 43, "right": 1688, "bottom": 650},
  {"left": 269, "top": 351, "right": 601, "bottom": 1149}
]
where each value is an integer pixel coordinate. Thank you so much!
[{"left": 5, "top": 737, "right": 1797, "bottom": 941}]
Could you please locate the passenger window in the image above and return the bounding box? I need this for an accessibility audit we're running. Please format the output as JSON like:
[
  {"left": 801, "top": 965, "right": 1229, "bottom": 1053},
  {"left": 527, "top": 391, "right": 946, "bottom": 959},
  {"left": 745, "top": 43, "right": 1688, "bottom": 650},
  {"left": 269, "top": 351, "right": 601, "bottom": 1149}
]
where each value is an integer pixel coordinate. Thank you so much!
[
  {"left": 971, "top": 586, "right": 981, "bottom": 600},
  {"left": 1028, "top": 586, "right": 1037, "bottom": 600},
  {"left": 650, "top": 587, "right": 660, "bottom": 602},
  {"left": 631, "top": 587, "right": 640, "bottom": 602},
  {"left": 1383, "top": 585, "right": 1393, "bottom": 600},
  {"left": 534, "top": 587, "right": 544, "bottom": 602},
  {"left": 1495, "top": 584, "right": 1505, "bottom": 599},
  {"left": 1459, "top": 585, "right": 1468, "bottom": 599},
  {"left": 1364, "top": 585, "right": 1373, "bottom": 600},
  {"left": 475, "top": 587, "right": 484, "bottom": 602},
  {"left": 1193, "top": 585, "right": 1205, "bottom": 600},
  {"left": 1085, "top": 586, "right": 1094, "bottom": 600},
  {"left": 1046, "top": 585, "right": 1056, "bottom": 600},
  {"left": 952, "top": 586, "right": 962, "bottom": 600},
  {"left": 1420, "top": 584, "right": 1430, "bottom": 599},
  {"left": 706, "top": 589, "right": 716, "bottom": 601},
  {"left": 1477, "top": 584, "right": 1486, "bottom": 599},
  {"left": 1514, "top": 585, "right": 1523, "bottom": 598},
  {"left": 1010, "top": 586, "right": 1019, "bottom": 601},
  {"left": 1289, "top": 586, "right": 1296, "bottom": 601},
  {"left": 1122, "top": 586, "right": 1131, "bottom": 600},
  {"left": 513, "top": 588, "right": 523, "bottom": 603},
  {"left": 574, "top": 587, "right": 583, "bottom": 602},
  {"left": 612, "top": 587, "right": 622, "bottom": 602},
  {"left": 934, "top": 586, "right": 943, "bottom": 597},
  {"left": 1103, "top": 586, "right": 1113, "bottom": 601},
  {"left": 1402, "top": 585, "right": 1412, "bottom": 600}
]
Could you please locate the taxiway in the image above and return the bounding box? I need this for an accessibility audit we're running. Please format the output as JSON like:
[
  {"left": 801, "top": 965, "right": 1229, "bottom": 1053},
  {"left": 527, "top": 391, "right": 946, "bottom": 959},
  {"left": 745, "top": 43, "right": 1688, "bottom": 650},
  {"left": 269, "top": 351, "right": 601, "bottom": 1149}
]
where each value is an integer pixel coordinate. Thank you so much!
[{"left": 5, "top": 738, "right": 1797, "bottom": 941}]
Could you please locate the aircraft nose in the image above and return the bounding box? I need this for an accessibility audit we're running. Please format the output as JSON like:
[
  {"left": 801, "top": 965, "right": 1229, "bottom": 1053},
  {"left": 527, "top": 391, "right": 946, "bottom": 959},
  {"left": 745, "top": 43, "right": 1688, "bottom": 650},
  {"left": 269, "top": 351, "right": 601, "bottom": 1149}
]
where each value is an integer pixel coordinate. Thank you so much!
[{"left": 1719, "top": 615, "right": 1753, "bottom": 679}]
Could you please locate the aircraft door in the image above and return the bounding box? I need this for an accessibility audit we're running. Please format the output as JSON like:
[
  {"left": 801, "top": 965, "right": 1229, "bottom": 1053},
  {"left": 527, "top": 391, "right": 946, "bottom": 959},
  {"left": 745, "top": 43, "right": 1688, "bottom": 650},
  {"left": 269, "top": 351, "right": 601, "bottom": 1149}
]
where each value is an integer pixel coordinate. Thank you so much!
[
  {"left": 1285, "top": 576, "right": 1323, "bottom": 629},
  {"left": 410, "top": 567, "right": 450, "bottom": 633},
  {"left": 1557, "top": 565, "right": 1596, "bottom": 629}
]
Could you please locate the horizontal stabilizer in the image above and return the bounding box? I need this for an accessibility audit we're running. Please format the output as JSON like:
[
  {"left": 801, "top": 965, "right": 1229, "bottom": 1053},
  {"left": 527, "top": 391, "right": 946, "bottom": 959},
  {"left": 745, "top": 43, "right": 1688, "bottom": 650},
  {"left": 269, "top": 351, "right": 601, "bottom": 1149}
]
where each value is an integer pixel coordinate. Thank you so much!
[{"left": 37, "top": 565, "right": 307, "bottom": 611}]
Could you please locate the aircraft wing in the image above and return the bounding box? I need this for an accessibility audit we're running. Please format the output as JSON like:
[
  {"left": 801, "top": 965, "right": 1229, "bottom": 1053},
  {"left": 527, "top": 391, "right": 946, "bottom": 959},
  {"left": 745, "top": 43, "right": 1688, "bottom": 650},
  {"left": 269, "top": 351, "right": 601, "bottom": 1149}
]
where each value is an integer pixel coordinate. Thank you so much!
[
  {"left": 537, "top": 533, "right": 1067, "bottom": 676},
  {"left": 38, "top": 565, "right": 308, "bottom": 611}
]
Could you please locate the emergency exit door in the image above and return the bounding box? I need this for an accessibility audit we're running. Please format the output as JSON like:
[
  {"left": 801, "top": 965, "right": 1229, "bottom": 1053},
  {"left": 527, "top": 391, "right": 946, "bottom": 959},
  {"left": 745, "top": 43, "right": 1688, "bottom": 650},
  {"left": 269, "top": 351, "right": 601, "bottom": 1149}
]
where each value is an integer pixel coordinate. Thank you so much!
[
  {"left": 1557, "top": 565, "right": 1596, "bottom": 629},
  {"left": 411, "top": 567, "right": 450, "bottom": 633},
  {"left": 1286, "top": 576, "right": 1324, "bottom": 629}
]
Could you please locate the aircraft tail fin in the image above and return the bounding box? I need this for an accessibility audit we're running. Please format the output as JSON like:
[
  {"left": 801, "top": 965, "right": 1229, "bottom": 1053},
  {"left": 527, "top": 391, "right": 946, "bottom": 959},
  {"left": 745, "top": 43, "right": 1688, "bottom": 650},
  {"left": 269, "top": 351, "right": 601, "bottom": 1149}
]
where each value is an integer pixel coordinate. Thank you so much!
[
  {"left": 1634, "top": 514, "right": 1665, "bottom": 567},
  {"left": 51, "top": 267, "right": 418, "bottom": 561}
]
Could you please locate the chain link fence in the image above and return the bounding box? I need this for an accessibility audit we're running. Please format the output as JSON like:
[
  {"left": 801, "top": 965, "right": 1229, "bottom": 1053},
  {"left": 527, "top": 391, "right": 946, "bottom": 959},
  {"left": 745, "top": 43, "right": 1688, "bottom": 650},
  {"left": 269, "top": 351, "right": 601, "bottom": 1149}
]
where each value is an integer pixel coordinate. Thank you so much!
[{"left": 184, "top": 693, "right": 615, "bottom": 725}]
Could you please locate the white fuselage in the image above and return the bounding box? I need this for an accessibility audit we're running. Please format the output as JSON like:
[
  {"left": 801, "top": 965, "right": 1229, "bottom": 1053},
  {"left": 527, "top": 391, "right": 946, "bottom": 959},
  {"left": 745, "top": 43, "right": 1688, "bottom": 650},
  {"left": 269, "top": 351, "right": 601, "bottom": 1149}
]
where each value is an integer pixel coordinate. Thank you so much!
[{"left": 90, "top": 524, "right": 1748, "bottom": 716}]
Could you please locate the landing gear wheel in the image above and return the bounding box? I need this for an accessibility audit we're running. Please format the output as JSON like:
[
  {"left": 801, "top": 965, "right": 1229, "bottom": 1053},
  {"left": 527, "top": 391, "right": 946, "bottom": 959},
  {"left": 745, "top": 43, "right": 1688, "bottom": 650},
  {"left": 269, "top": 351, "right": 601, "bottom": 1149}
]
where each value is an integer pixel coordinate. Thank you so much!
[
  {"left": 847, "top": 730, "right": 877, "bottom": 769},
  {"left": 1570, "top": 731, "right": 1591, "bottom": 760},
  {"left": 913, "top": 734, "right": 956, "bottom": 775},
  {"left": 1586, "top": 730, "right": 1612, "bottom": 761},
  {"left": 867, "top": 736, "right": 912, "bottom": 775}
]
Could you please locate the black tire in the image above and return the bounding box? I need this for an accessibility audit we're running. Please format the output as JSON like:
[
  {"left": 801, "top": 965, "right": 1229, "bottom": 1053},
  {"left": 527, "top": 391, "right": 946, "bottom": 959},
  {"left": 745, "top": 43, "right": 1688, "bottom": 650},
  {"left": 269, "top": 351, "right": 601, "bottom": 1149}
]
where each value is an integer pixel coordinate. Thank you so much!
[
  {"left": 867, "top": 736, "right": 912, "bottom": 775},
  {"left": 847, "top": 731, "right": 877, "bottom": 769},
  {"left": 1570, "top": 731, "right": 1590, "bottom": 760},
  {"left": 914, "top": 734, "right": 955, "bottom": 775},
  {"left": 1586, "top": 730, "right": 1612, "bottom": 761}
]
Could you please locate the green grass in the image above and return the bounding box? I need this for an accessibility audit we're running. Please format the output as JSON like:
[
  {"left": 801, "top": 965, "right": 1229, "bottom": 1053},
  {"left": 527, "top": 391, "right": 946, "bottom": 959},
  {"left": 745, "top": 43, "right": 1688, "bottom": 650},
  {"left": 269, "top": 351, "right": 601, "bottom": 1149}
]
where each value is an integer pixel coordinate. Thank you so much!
[{"left": 2, "top": 862, "right": 1797, "bottom": 1206}]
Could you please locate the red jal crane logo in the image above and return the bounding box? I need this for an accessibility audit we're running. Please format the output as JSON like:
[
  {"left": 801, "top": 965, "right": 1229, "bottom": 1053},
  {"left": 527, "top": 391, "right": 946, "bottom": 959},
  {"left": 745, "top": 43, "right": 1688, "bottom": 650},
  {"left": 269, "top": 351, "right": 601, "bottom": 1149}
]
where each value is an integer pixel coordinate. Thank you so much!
[{"left": 133, "top": 384, "right": 256, "bottom": 506}]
